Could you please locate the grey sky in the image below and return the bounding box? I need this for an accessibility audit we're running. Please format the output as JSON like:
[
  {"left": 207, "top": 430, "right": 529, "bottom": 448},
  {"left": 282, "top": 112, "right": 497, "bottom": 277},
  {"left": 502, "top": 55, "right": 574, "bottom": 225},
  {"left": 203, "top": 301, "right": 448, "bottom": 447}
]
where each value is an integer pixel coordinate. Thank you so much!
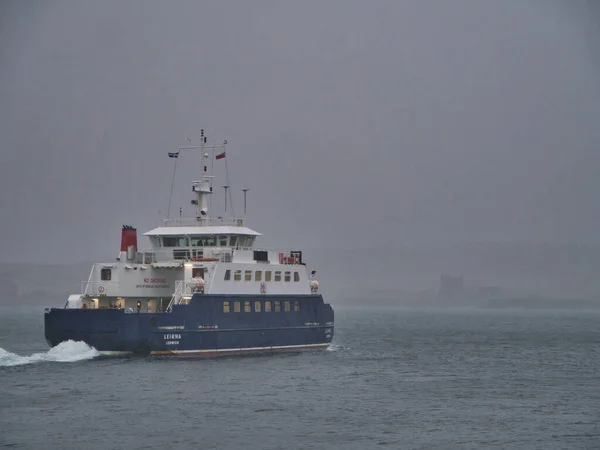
[{"left": 1, "top": 0, "right": 599, "bottom": 264}]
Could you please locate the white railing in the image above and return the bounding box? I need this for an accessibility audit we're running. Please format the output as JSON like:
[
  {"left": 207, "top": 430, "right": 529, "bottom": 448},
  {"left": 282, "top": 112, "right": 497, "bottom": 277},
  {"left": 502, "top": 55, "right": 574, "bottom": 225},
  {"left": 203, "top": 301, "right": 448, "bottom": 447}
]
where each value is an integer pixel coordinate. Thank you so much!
[
  {"left": 160, "top": 217, "right": 245, "bottom": 227},
  {"left": 134, "top": 248, "right": 234, "bottom": 263},
  {"left": 166, "top": 280, "right": 184, "bottom": 312}
]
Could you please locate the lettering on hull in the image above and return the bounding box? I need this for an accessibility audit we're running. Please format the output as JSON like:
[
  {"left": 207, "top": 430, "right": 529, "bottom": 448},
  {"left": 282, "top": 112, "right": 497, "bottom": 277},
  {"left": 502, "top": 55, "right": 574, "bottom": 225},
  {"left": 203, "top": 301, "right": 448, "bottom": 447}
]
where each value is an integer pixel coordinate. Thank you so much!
[{"left": 164, "top": 333, "right": 181, "bottom": 345}]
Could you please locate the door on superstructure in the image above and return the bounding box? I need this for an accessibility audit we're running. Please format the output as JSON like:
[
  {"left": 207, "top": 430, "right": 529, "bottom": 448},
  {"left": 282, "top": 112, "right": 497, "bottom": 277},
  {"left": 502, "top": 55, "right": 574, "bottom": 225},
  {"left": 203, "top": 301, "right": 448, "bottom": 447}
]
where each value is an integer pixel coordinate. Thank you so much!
[
  {"left": 192, "top": 267, "right": 204, "bottom": 294},
  {"left": 192, "top": 267, "right": 204, "bottom": 279},
  {"left": 147, "top": 299, "right": 157, "bottom": 313}
]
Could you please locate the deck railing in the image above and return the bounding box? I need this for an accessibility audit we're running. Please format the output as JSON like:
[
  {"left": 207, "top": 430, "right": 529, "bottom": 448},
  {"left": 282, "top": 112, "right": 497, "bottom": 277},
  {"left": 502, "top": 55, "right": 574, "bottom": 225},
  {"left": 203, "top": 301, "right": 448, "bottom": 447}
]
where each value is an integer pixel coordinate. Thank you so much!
[
  {"left": 134, "top": 248, "right": 235, "bottom": 263},
  {"left": 166, "top": 280, "right": 184, "bottom": 312}
]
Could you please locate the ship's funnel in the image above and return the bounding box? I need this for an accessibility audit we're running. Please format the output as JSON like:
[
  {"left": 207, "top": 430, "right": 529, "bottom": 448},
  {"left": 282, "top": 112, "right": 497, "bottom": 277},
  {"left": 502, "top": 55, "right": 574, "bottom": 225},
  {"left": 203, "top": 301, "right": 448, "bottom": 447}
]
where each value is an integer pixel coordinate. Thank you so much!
[{"left": 120, "top": 225, "right": 138, "bottom": 252}]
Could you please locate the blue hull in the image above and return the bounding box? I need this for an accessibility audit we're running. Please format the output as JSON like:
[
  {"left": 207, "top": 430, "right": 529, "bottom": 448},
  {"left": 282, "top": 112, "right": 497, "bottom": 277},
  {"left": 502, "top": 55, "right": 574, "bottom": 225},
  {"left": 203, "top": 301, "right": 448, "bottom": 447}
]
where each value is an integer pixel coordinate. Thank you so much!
[{"left": 44, "top": 294, "right": 334, "bottom": 357}]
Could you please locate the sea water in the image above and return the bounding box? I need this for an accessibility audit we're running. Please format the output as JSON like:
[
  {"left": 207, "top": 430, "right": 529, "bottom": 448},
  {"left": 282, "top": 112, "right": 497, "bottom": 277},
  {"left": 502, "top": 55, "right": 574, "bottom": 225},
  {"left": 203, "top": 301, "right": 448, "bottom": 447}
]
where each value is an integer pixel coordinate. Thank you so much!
[{"left": 1, "top": 305, "right": 599, "bottom": 449}]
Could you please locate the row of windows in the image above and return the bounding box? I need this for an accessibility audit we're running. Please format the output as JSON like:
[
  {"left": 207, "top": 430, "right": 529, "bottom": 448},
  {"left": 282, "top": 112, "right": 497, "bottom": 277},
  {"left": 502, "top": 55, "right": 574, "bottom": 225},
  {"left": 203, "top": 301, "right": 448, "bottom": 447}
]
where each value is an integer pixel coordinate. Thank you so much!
[
  {"left": 158, "top": 235, "right": 255, "bottom": 248},
  {"left": 223, "top": 300, "right": 301, "bottom": 313},
  {"left": 224, "top": 270, "right": 301, "bottom": 282}
]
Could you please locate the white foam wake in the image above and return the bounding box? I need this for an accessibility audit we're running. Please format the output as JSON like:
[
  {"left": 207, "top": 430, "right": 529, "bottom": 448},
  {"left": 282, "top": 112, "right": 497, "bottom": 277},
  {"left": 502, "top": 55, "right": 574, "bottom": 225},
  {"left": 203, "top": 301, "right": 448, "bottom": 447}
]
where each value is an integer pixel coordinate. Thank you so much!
[
  {"left": 0, "top": 340, "right": 99, "bottom": 367},
  {"left": 327, "top": 344, "right": 348, "bottom": 352}
]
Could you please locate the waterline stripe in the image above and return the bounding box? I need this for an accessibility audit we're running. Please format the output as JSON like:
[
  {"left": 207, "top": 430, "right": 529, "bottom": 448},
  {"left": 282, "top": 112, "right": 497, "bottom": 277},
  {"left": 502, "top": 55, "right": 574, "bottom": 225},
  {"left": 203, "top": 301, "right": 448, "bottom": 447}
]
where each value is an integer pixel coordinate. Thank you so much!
[{"left": 151, "top": 343, "right": 329, "bottom": 356}]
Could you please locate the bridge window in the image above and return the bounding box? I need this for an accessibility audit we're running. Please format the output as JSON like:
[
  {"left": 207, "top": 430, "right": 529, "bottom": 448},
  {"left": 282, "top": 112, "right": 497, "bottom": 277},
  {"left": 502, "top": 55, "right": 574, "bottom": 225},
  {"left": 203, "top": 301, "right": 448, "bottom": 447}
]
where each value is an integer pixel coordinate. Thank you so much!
[
  {"left": 234, "top": 270, "right": 241, "bottom": 281},
  {"left": 255, "top": 270, "right": 262, "bottom": 281},
  {"left": 264, "top": 301, "right": 272, "bottom": 312},
  {"left": 284, "top": 271, "right": 291, "bottom": 282},
  {"left": 101, "top": 268, "right": 111, "bottom": 281},
  {"left": 154, "top": 236, "right": 162, "bottom": 247},
  {"left": 265, "top": 271, "right": 272, "bottom": 282},
  {"left": 229, "top": 236, "right": 238, "bottom": 247},
  {"left": 162, "top": 237, "right": 177, "bottom": 247},
  {"left": 244, "top": 270, "right": 252, "bottom": 281},
  {"left": 284, "top": 301, "right": 291, "bottom": 312},
  {"left": 163, "top": 236, "right": 188, "bottom": 247},
  {"left": 219, "top": 236, "right": 228, "bottom": 246},
  {"left": 233, "top": 301, "right": 240, "bottom": 312},
  {"left": 294, "top": 301, "right": 300, "bottom": 312},
  {"left": 190, "top": 236, "right": 203, "bottom": 246},
  {"left": 223, "top": 301, "right": 230, "bottom": 313},
  {"left": 274, "top": 301, "right": 281, "bottom": 312},
  {"left": 274, "top": 271, "right": 281, "bottom": 282},
  {"left": 224, "top": 270, "right": 231, "bottom": 281},
  {"left": 294, "top": 272, "right": 300, "bottom": 282},
  {"left": 244, "top": 301, "right": 251, "bottom": 313},
  {"left": 254, "top": 301, "right": 261, "bottom": 312}
]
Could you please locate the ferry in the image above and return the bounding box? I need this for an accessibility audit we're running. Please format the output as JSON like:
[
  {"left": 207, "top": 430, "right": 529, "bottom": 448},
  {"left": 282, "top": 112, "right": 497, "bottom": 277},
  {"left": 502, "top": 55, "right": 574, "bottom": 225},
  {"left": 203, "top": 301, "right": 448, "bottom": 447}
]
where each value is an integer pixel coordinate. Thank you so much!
[{"left": 44, "top": 133, "right": 334, "bottom": 357}]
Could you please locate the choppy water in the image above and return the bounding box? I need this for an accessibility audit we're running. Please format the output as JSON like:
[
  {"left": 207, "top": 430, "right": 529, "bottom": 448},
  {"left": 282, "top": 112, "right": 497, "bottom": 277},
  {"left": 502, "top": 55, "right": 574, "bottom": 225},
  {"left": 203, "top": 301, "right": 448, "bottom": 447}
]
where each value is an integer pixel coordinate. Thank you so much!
[{"left": 1, "top": 305, "right": 599, "bottom": 449}]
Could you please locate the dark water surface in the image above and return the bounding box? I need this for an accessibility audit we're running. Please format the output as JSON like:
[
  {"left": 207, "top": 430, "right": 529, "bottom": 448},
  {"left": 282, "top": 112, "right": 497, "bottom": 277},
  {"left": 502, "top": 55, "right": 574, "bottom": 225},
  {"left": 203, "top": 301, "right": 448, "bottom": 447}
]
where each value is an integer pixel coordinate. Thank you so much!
[{"left": 1, "top": 306, "right": 599, "bottom": 449}]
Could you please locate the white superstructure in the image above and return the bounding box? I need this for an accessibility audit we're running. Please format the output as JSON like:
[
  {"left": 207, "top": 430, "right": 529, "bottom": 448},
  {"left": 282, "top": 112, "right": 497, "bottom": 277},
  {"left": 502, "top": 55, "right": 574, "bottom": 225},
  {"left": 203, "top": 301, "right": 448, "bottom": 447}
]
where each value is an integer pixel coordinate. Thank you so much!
[{"left": 66, "top": 133, "right": 319, "bottom": 313}]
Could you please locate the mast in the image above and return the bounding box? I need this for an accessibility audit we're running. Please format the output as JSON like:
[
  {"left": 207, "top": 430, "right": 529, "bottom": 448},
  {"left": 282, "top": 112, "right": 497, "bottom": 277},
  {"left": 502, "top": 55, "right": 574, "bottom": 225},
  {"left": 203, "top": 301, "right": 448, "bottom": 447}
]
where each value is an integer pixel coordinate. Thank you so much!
[
  {"left": 168, "top": 130, "right": 227, "bottom": 223},
  {"left": 242, "top": 188, "right": 250, "bottom": 219}
]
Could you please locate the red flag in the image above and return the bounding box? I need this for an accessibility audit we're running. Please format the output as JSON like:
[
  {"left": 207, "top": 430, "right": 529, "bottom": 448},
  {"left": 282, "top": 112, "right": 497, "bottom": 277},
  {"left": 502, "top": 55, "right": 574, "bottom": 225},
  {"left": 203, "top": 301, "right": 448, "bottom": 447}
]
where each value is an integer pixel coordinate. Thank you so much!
[{"left": 216, "top": 151, "right": 226, "bottom": 160}]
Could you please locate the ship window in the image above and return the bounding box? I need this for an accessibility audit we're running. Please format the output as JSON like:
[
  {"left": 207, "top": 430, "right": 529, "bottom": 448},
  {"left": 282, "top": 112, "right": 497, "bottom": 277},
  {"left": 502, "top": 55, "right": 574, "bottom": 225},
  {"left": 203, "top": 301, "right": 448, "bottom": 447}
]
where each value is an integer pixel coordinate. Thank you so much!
[
  {"left": 101, "top": 268, "right": 111, "bottom": 281},
  {"left": 234, "top": 270, "right": 241, "bottom": 281},
  {"left": 274, "top": 301, "right": 281, "bottom": 312},
  {"left": 224, "top": 270, "right": 231, "bottom": 281},
  {"left": 173, "top": 249, "right": 190, "bottom": 260},
  {"left": 164, "top": 236, "right": 188, "bottom": 247},
  {"left": 233, "top": 301, "right": 241, "bottom": 313},
  {"left": 162, "top": 237, "right": 178, "bottom": 247},
  {"left": 284, "top": 301, "right": 291, "bottom": 312},
  {"left": 265, "top": 271, "right": 272, "bottom": 282},
  {"left": 229, "top": 236, "right": 238, "bottom": 247},
  {"left": 204, "top": 236, "right": 216, "bottom": 247},
  {"left": 219, "top": 236, "right": 228, "bottom": 246},
  {"left": 264, "top": 301, "right": 272, "bottom": 312},
  {"left": 254, "top": 250, "right": 268, "bottom": 262},
  {"left": 254, "top": 301, "right": 261, "bottom": 312},
  {"left": 294, "top": 272, "right": 300, "bottom": 282},
  {"left": 255, "top": 270, "right": 262, "bottom": 281},
  {"left": 284, "top": 271, "right": 291, "bottom": 282},
  {"left": 239, "top": 236, "right": 254, "bottom": 248},
  {"left": 154, "top": 236, "right": 162, "bottom": 247},
  {"left": 223, "top": 301, "right": 230, "bottom": 313},
  {"left": 294, "top": 301, "right": 300, "bottom": 312},
  {"left": 244, "top": 270, "right": 252, "bottom": 281},
  {"left": 274, "top": 271, "right": 281, "bottom": 282},
  {"left": 244, "top": 301, "right": 251, "bottom": 313},
  {"left": 190, "top": 236, "right": 203, "bottom": 246}
]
